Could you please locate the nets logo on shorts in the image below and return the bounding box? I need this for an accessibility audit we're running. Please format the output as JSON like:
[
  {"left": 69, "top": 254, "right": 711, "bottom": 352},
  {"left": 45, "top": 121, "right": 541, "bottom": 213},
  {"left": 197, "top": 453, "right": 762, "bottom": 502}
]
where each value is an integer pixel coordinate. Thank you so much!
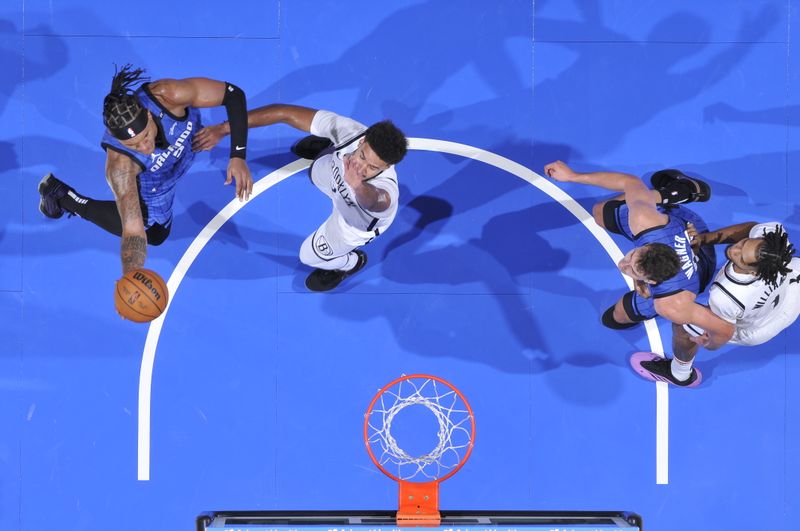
[{"left": 315, "top": 235, "right": 334, "bottom": 257}]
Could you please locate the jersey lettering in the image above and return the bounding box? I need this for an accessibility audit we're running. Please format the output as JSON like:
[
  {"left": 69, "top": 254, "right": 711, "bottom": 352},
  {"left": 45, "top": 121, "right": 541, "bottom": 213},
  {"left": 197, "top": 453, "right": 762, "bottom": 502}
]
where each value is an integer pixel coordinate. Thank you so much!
[
  {"left": 149, "top": 122, "right": 193, "bottom": 172},
  {"left": 674, "top": 233, "right": 695, "bottom": 280},
  {"left": 330, "top": 159, "right": 356, "bottom": 207}
]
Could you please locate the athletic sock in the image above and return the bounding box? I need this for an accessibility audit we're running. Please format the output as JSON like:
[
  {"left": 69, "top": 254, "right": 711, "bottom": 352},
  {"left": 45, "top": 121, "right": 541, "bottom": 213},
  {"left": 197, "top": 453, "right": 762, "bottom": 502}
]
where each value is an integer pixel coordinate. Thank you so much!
[
  {"left": 59, "top": 192, "right": 124, "bottom": 236},
  {"left": 58, "top": 189, "right": 89, "bottom": 216},
  {"left": 671, "top": 357, "right": 693, "bottom": 382}
]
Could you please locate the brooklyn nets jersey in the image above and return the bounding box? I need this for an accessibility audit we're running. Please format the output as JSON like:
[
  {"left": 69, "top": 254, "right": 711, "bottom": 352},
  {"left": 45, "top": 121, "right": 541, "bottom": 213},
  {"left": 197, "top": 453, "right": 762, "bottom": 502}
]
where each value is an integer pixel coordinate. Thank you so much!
[
  {"left": 709, "top": 223, "right": 800, "bottom": 338},
  {"left": 309, "top": 110, "right": 399, "bottom": 236}
]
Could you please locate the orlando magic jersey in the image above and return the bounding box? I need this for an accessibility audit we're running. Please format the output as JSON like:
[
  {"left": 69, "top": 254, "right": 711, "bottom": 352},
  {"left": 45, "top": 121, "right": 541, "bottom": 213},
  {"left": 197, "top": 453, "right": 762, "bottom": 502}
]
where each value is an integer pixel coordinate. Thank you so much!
[
  {"left": 635, "top": 206, "right": 715, "bottom": 298},
  {"left": 101, "top": 84, "right": 201, "bottom": 227},
  {"left": 612, "top": 203, "right": 716, "bottom": 298}
]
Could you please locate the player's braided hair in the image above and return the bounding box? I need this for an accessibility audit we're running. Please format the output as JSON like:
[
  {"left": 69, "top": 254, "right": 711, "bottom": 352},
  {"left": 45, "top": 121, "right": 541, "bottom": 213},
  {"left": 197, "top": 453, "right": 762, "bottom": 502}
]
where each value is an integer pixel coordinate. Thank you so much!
[
  {"left": 102, "top": 64, "right": 149, "bottom": 130},
  {"left": 638, "top": 243, "right": 681, "bottom": 284},
  {"left": 756, "top": 226, "right": 795, "bottom": 287}
]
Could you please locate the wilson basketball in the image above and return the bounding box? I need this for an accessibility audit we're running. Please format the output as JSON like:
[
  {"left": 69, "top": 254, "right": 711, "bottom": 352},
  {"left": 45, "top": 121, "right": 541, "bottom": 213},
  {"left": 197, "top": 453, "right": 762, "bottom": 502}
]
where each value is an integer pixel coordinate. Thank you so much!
[{"left": 114, "top": 268, "right": 169, "bottom": 323}]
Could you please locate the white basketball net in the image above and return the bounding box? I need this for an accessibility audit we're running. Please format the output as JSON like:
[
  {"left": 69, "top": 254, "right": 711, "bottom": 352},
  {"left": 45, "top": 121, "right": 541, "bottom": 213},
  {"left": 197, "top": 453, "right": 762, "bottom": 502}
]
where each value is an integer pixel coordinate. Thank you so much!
[{"left": 366, "top": 376, "right": 473, "bottom": 481}]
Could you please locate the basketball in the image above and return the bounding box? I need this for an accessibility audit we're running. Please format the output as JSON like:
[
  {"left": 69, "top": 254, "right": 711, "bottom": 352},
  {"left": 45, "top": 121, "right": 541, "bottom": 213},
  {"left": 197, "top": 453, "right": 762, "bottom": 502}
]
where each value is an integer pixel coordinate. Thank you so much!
[{"left": 114, "top": 268, "right": 169, "bottom": 323}]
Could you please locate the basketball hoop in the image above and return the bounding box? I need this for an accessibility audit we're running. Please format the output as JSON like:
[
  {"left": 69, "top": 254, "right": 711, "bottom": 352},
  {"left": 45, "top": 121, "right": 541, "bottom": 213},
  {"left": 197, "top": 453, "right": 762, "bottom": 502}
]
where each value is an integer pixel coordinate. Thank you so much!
[{"left": 364, "top": 374, "right": 475, "bottom": 527}]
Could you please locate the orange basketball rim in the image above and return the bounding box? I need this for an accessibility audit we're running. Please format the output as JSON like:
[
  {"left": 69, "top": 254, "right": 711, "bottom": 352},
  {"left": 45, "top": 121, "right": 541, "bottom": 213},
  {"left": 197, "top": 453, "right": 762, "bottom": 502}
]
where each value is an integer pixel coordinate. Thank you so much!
[{"left": 364, "top": 374, "right": 476, "bottom": 527}]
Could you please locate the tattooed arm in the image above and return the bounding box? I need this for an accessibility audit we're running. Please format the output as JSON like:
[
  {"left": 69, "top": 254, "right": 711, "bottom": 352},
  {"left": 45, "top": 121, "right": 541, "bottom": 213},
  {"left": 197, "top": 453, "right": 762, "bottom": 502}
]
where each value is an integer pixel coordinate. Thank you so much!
[{"left": 105, "top": 150, "right": 147, "bottom": 273}]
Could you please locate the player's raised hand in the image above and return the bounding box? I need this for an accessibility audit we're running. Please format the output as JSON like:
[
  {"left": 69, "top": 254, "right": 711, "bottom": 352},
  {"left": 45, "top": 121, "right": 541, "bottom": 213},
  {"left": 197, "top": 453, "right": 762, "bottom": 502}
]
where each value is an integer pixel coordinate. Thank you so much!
[
  {"left": 226, "top": 157, "right": 253, "bottom": 201},
  {"left": 193, "top": 123, "right": 227, "bottom": 152},
  {"left": 544, "top": 160, "right": 577, "bottom": 182},
  {"left": 686, "top": 222, "right": 702, "bottom": 250},
  {"left": 634, "top": 280, "right": 652, "bottom": 298},
  {"left": 342, "top": 153, "right": 364, "bottom": 188}
]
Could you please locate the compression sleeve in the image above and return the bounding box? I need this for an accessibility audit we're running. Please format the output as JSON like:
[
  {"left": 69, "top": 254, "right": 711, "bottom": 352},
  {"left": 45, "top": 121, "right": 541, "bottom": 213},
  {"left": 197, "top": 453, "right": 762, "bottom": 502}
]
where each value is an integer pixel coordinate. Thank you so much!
[{"left": 223, "top": 82, "right": 248, "bottom": 159}]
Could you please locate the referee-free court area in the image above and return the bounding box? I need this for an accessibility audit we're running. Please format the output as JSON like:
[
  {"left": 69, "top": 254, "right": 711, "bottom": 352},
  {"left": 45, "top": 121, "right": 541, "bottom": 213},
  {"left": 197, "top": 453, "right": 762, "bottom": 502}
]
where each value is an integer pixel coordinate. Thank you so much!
[{"left": 2, "top": 1, "right": 799, "bottom": 530}]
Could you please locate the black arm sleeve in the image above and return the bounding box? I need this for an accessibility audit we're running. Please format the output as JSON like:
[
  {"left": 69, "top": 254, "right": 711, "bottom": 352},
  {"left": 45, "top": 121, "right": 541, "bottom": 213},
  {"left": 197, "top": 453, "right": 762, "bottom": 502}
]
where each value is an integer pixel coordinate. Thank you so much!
[{"left": 222, "top": 82, "right": 248, "bottom": 159}]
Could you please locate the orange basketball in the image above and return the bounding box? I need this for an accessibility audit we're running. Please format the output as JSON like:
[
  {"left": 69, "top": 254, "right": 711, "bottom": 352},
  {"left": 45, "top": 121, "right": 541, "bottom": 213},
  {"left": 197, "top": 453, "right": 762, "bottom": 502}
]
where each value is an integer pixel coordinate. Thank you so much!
[{"left": 114, "top": 268, "right": 169, "bottom": 323}]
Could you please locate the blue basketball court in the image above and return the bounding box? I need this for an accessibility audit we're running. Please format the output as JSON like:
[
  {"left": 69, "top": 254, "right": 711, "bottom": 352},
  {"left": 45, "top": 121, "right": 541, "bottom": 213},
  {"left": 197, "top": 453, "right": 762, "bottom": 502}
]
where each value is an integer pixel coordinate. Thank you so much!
[{"left": 1, "top": 2, "right": 799, "bottom": 530}]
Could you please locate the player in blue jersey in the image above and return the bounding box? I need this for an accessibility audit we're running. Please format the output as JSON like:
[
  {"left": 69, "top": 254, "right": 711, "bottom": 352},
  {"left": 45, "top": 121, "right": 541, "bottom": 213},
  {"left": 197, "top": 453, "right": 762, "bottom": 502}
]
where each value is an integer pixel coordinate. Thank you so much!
[
  {"left": 544, "top": 161, "right": 735, "bottom": 386},
  {"left": 37, "top": 65, "right": 253, "bottom": 274}
]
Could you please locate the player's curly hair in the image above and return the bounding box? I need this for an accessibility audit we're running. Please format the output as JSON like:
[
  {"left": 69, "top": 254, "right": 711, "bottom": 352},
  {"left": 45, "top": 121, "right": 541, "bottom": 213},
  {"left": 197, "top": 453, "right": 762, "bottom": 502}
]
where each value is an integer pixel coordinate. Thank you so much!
[
  {"left": 756, "top": 226, "right": 795, "bottom": 287},
  {"left": 638, "top": 243, "right": 682, "bottom": 284},
  {"left": 102, "top": 64, "right": 149, "bottom": 130},
  {"left": 364, "top": 120, "right": 407, "bottom": 166}
]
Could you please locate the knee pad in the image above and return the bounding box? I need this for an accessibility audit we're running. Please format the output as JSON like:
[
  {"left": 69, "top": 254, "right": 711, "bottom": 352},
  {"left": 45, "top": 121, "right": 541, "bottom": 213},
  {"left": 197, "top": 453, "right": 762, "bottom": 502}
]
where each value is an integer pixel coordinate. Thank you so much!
[
  {"left": 601, "top": 304, "right": 639, "bottom": 330},
  {"left": 601, "top": 199, "right": 626, "bottom": 235}
]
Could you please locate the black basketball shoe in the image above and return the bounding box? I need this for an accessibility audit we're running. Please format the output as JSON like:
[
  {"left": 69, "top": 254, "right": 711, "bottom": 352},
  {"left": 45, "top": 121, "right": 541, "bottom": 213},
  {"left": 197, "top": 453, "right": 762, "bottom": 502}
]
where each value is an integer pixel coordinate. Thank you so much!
[
  {"left": 630, "top": 352, "right": 702, "bottom": 388},
  {"left": 38, "top": 173, "right": 72, "bottom": 219},
  {"left": 305, "top": 251, "right": 368, "bottom": 292},
  {"left": 291, "top": 135, "right": 334, "bottom": 160},
  {"left": 650, "top": 169, "right": 711, "bottom": 205}
]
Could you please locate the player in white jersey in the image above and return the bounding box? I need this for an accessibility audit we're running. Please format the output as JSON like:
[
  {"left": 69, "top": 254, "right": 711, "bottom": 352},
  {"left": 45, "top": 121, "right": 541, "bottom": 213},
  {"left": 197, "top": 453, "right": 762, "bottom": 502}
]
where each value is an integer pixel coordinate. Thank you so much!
[
  {"left": 194, "top": 104, "right": 407, "bottom": 291},
  {"left": 668, "top": 222, "right": 798, "bottom": 383}
]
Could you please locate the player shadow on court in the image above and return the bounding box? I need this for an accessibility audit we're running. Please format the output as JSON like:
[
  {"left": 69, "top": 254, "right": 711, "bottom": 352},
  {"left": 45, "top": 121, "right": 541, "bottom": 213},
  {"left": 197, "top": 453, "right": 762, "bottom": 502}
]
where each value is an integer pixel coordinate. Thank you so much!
[
  {"left": 312, "top": 166, "right": 635, "bottom": 375},
  {"left": 526, "top": 3, "right": 777, "bottom": 159},
  {"left": 300, "top": 182, "right": 553, "bottom": 372},
  {"left": 704, "top": 102, "right": 800, "bottom": 127},
  {"left": 249, "top": 1, "right": 777, "bottom": 164},
  {"left": 656, "top": 150, "right": 800, "bottom": 240},
  {"left": 7, "top": 8, "right": 167, "bottom": 142},
  {"left": 250, "top": 0, "right": 529, "bottom": 124},
  {"left": 695, "top": 328, "right": 800, "bottom": 387},
  {"left": 786, "top": 206, "right": 800, "bottom": 228},
  {"left": 0, "top": 141, "right": 19, "bottom": 173},
  {"left": 379, "top": 191, "right": 454, "bottom": 260},
  {"left": 169, "top": 199, "right": 310, "bottom": 280},
  {"left": 0, "top": 18, "right": 68, "bottom": 117}
]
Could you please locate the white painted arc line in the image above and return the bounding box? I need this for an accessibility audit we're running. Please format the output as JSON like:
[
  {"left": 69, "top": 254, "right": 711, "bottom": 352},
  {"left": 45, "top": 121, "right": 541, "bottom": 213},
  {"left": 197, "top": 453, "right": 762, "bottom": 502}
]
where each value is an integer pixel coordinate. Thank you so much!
[
  {"left": 137, "top": 139, "right": 668, "bottom": 484},
  {"left": 137, "top": 158, "right": 310, "bottom": 481}
]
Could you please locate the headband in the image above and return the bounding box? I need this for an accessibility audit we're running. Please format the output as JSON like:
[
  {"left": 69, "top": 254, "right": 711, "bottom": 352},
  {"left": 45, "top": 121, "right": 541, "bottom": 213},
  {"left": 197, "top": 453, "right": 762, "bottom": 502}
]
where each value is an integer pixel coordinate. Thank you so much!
[{"left": 108, "top": 107, "right": 148, "bottom": 140}]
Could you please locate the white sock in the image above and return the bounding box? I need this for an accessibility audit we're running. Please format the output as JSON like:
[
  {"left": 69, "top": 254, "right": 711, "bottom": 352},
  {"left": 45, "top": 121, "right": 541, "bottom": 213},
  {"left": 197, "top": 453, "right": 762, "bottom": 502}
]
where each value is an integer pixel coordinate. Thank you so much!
[
  {"left": 342, "top": 252, "right": 358, "bottom": 271},
  {"left": 671, "top": 357, "right": 693, "bottom": 382}
]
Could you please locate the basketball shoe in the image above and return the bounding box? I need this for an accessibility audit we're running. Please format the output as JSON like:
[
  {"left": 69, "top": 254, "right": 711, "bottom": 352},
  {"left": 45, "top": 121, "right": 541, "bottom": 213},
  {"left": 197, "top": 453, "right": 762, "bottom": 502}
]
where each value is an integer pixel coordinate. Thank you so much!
[
  {"left": 291, "top": 135, "right": 333, "bottom": 160},
  {"left": 305, "top": 251, "right": 368, "bottom": 292},
  {"left": 638, "top": 355, "right": 700, "bottom": 388},
  {"left": 38, "top": 173, "right": 72, "bottom": 219},
  {"left": 650, "top": 169, "right": 711, "bottom": 205}
]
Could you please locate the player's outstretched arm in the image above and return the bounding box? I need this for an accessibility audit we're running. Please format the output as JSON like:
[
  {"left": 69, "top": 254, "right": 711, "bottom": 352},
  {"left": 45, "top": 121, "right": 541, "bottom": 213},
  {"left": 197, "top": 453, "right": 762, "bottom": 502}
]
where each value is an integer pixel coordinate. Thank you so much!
[
  {"left": 544, "top": 160, "right": 640, "bottom": 191},
  {"left": 151, "top": 77, "right": 253, "bottom": 201},
  {"left": 193, "top": 104, "right": 319, "bottom": 152},
  {"left": 656, "top": 293, "right": 735, "bottom": 350},
  {"left": 545, "top": 161, "right": 668, "bottom": 233},
  {"left": 693, "top": 221, "right": 758, "bottom": 246},
  {"left": 247, "top": 104, "right": 319, "bottom": 132},
  {"left": 106, "top": 150, "right": 147, "bottom": 274}
]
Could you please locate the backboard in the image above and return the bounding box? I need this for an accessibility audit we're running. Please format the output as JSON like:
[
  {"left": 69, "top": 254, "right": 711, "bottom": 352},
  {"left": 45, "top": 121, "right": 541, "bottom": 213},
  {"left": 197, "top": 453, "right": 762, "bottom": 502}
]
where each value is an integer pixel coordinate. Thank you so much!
[{"left": 196, "top": 510, "right": 643, "bottom": 531}]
